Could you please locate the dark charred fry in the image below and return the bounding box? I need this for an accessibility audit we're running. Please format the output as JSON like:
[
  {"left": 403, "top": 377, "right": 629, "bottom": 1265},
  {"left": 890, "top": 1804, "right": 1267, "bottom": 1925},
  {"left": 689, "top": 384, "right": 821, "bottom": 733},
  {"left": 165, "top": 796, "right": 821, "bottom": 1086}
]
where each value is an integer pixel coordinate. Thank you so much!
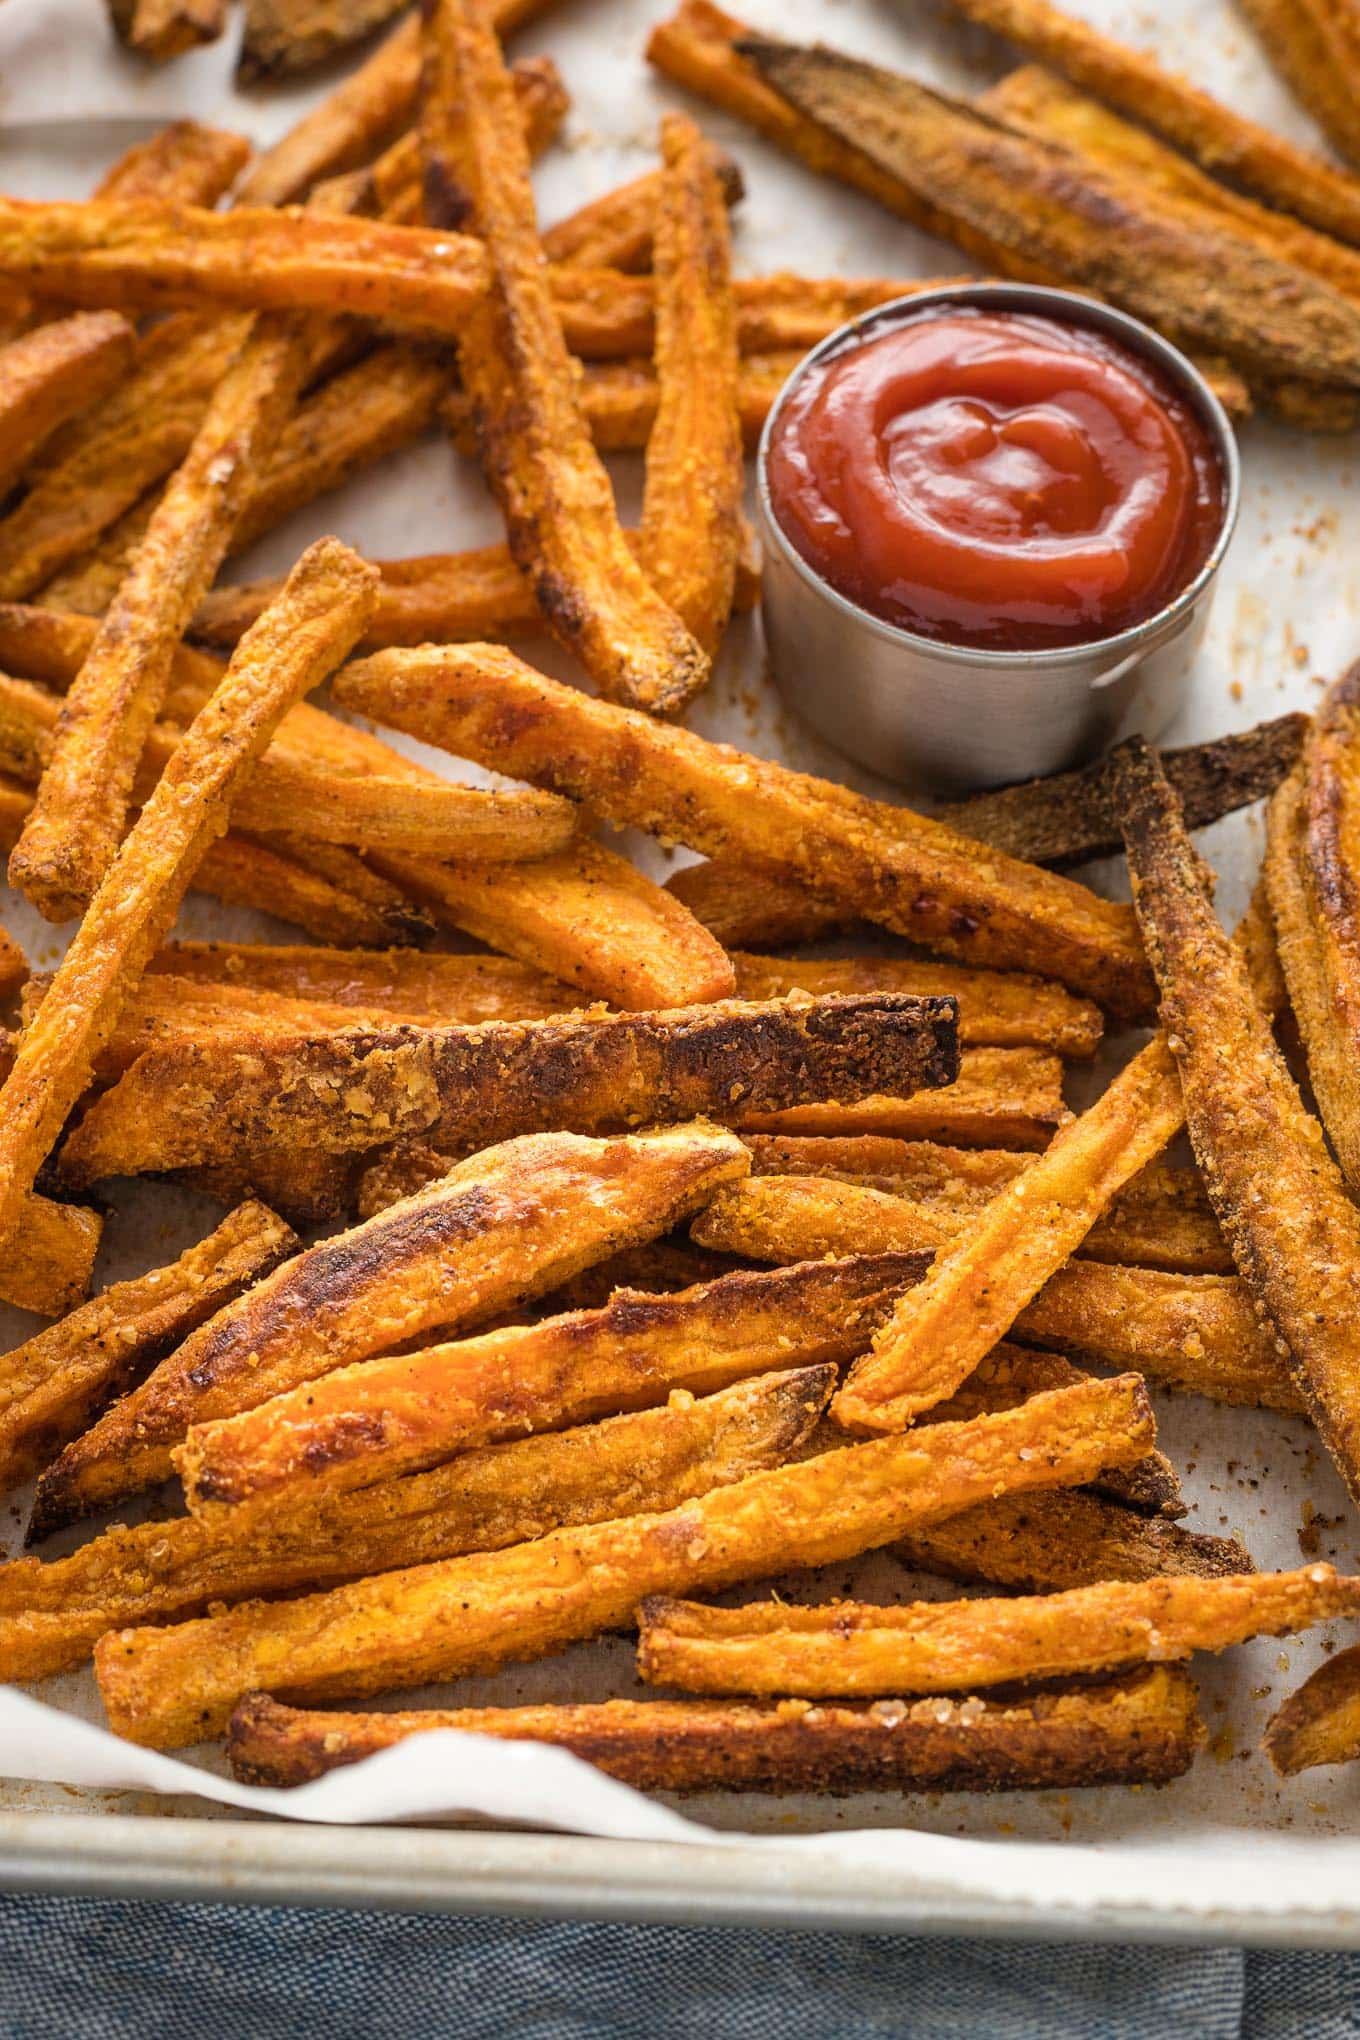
[
  {"left": 739, "top": 1045, "right": 1070, "bottom": 1152},
  {"left": 1264, "top": 1642, "right": 1360, "bottom": 1774},
  {"left": 898, "top": 1488, "right": 1254, "bottom": 1593},
  {"left": 28, "top": 1124, "right": 751, "bottom": 1538},
  {"left": 238, "top": 0, "right": 409, "bottom": 82},
  {"left": 225, "top": 1670, "right": 1205, "bottom": 1793}
]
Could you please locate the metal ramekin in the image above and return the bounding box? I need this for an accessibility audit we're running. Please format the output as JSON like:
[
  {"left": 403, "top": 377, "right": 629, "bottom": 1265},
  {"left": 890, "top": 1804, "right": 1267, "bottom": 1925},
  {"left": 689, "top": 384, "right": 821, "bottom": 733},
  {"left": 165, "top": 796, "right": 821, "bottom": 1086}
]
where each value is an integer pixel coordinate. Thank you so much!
[{"left": 756, "top": 283, "right": 1241, "bottom": 794}]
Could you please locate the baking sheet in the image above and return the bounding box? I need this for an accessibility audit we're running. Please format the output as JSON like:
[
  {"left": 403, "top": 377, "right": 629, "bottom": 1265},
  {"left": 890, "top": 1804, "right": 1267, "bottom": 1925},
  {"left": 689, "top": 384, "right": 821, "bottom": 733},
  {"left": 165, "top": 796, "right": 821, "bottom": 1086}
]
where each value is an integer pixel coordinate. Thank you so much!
[{"left": 2, "top": 0, "right": 1360, "bottom": 1936}]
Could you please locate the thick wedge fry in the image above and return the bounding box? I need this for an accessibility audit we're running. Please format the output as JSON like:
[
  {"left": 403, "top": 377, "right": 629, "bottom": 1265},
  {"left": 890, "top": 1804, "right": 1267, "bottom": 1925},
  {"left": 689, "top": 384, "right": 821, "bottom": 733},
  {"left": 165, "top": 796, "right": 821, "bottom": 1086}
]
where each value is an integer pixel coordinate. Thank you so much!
[
  {"left": 899, "top": 1489, "right": 1253, "bottom": 1593},
  {"left": 637, "top": 1567, "right": 1356, "bottom": 1697},
  {"left": 421, "top": 0, "right": 706, "bottom": 714},
  {"left": 935, "top": 0, "right": 1360, "bottom": 245},
  {"left": 57, "top": 992, "right": 959, "bottom": 1184},
  {"left": 225, "top": 1670, "right": 1204, "bottom": 1793},
  {"left": 239, "top": 0, "right": 408, "bottom": 82},
  {"left": 638, "top": 113, "right": 742, "bottom": 655},
  {"left": 1238, "top": 0, "right": 1360, "bottom": 173},
  {"left": 28, "top": 1123, "right": 751, "bottom": 1538},
  {"left": 834, "top": 1038, "right": 1185, "bottom": 1431},
  {"left": 93, "top": 1372, "right": 1155, "bottom": 1745},
  {"left": 742, "top": 1045, "right": 1069, "bottom": 1152},
  {"left": 691, "top": 1174, "right": 1300, "bottom": 1410},
  {"left": 1114, "top": 736, "right": 1360, "bottom": 1505},
  {"left": 1264, "top": 1643, "right": 1360, "bottom": 1775},
  {"left": 333, "top": 646, "right": 1152, "bottom": 1015},
  {"left": 174, "top": 1251, "right": 927, "bottom": 1513},
  {"left": 0, "top": 538, "right": 378, "bottom": 1261},
  {"left": 0, "top": 1369, "right": 829, "bottom": 1683},
  {"left": 0, "top": 314, "right": 133, "bottom": 499},
  {"left": 542, "top": 151, "right": 743, "bottom": 270},
  {"left": 108, "top": 0, "right": 226, "bottom": 61},
  {"left": 0, "top": 1202, "right": 295, "bottom": 1495},
  {"left": 148, "top": 941, "right": 577, "bottom": 1022},
  {"left": 11, "top": 316, "right": 314, "bottom": 922},
  {"left": 740, "top": 37, "right": 1360, "bottom": 393},
  {"left": 731, "top": 954, "right": 1102, "bottom": 1058}
]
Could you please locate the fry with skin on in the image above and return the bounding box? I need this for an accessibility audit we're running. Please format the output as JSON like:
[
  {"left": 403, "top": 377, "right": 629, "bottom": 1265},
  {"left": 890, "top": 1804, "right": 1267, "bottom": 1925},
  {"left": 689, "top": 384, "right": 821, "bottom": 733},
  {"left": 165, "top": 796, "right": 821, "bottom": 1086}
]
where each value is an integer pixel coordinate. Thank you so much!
[
  {"left": 1264, "top": 1642, "right": 1360, "bottom": 1775},
  {"left": 332, "top": 645, "right": 1153, "bottom": 1016},
  {"left": 834, "top": 1037, "right": 1185, "bottom": 1431},
  {"left": 636, "top": 1567, "right": 1358, "bottom": 1697},
  {"left": 93, "top": 1372, "right": 1156, "bottom": 1746},
  {"left": 238, "top": 0, "right": 408, "bottom": 83},
  {"left": 420, "top": 0, "right": 707, "bottom": 715},
  {"left": 741, "top": 1044, "right": 1069, "bottom": 1152},
  {"left": 107, "top": 0, "right": 227, "bottom": 61},
  {"left": 732, "top": 954, "right": 1102, "bottom": 1057},
  {"left": 639, "top": 113, "right": 742, "bottom": 655},
  {"left": 0, "top": 1202, "right": 296, "bottom": 1495},
  {"left": 1236, "top": 0, "right": 1360, "bottom": 173},
  {"left": 28, "top": 1123, "right": 752, "bottom": 1539},
  {"left": 225, "top": 1671, "right": 1205, "bottom": 1794},
  {"left": 0, "top": 537, "right": 378, "bottom": 1263},
  {"left": 691, "top": 1174, "right": 1301, "bottom": 1411},
  {"left": 56, "top": 991, "right": 959, "bottom": 1184},
  {"left": 10, "top": 314, "right": 314, "bottom": 922},
  {"left": 0, "top": 314, "right": 133, "bottom": 500},
  {"left": 1114, "top": 735, "right": 1360, "bottom": 1506},
  {"left": 173, "top": 1251, "right": 929, "bottom": 1514},
  {"left": 899, "top": 1487, "right": 1253, "bottom": 1594},
  {"left": 0, "top": 1368, "right": 833, "bottom": 1683}
]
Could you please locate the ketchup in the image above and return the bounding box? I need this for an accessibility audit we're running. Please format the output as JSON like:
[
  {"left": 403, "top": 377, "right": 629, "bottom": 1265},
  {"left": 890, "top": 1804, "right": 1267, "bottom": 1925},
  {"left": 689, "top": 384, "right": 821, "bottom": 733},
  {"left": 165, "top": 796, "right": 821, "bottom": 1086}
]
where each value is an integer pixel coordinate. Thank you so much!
[{"left": 766, "top": 305, "right": 1226, "bottom": 653}]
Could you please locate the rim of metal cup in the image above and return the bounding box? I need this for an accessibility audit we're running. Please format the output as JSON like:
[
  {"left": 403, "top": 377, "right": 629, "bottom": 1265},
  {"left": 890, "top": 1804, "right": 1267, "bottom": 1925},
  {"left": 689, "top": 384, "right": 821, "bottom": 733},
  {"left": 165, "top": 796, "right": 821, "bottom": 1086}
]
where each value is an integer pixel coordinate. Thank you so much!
[{"left": 754, "top": 281, "right": 1242, "bottom": 673}]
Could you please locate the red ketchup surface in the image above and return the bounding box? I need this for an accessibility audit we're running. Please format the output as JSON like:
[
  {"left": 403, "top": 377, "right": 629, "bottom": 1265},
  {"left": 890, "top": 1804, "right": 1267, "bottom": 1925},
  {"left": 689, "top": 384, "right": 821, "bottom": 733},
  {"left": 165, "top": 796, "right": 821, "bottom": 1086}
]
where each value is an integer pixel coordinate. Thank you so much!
[{"left": 766, "top": 306, "right": 1227, "bottom": 652}]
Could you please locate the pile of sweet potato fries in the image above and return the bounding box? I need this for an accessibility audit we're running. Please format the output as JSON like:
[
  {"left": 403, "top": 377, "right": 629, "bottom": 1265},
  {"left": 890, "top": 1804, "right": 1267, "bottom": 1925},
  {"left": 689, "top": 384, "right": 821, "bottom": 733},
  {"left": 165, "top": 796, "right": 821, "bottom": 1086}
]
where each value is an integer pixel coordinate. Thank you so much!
[{"left": 1, "top": 0, "right": 1360, "bottom": 1806}]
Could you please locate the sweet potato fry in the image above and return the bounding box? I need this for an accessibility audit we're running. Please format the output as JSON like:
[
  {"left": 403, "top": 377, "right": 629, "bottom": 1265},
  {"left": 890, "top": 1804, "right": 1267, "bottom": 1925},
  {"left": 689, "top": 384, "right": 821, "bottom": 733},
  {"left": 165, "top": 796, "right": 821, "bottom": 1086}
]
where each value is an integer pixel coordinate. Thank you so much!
[
  {"left": 1264, "top": 1642, "right": 1360, "bottom": 1775},
  {"left": 95, "top": 121, "right": 253, "bottom": 208},
  {"left": 174, "top": 1251, "right": 927, "bottom": 1514},
  {"left": 636, "top": 1567, "right": 1356, "bottom": 1697},
  {"left": 691, "top": 1175, "right": 1301, "bottom": 1410},
  {"left": 225, "top": 1670, "right": 1204, "bottom": 1794},
  {"left": 740, "top": 1045, "right": 1069, "bottom": 1152},
  {"left": 0, "top": 538, "right": 378, "bottom": 1261},
  {"left": 445, "top": 347, "right": 799, "bottom": 455},
  {"left": 238, "top": 0, "right": 408, "bottom": 83},
  {"left": 10, "top": 316, "right": 314, "bottom": 922},
  {"left": 637, "top": 114, "right": 742, "bottom": 655},
  {"left": 28, "top": 1123, "right": 751, "bottom": 1537},
  {"left": 228, "top": 759, "right": 577, "bottom": 863},
  {"left": 0, "top": 1194, "right": 103, "bottom": 1321},
  {"left": 421, "top": 0, "right": 706, "bottom": 714},
  {"left": 834, "top": 1038, "right": 1185, "bottom": 1431},
  {"left": 550, "top": 269, "right": 949, "bottom": 362},
  {"left": 739, "top": 36, "right": 1360, "bottom": 393},
  {"left": 57, "top": 992, "right": 959, "bottom": 1184},
  {"left": 731, "top": 954, "right": 1102, "bottom": 1058},
  {"left": 936, "top": 0, "right": 1360, "bottom": 245},
  {"left": 0, "top": 1202, "right": 295, "bottom": 1495},
  {"left": 0, "top": 314, "right": 133, "bottom": 500},
  {"left": 332, "top": 646, "right": 1152, "bottom": 1015},
  {"left": 0, "top": 1368, "right": 830, "bottom": 1683},
  {"left": 1237, "top": 0, "right": 1360, "bottom": 173},
  {"left": 1114, "top": 736, "right": 1360, "bottom": 1504},
  {"left": 899, "top": 1488, "right": 1253, "bottom": 1594},
  {"left": 542, "top": 150, "right": 743, "bottom": 271},
  {"left": 147, "top": 940, "right": 577, "bottom": 1023},
  {"left": 93, "top": 1372, "right": 1155, "bottom": 1744},
  {"left": 197, "top": 832, "right": 429, "bottom": 948},
  {"left": 108, "top": 0, "right": 226, "bottom": 61}
]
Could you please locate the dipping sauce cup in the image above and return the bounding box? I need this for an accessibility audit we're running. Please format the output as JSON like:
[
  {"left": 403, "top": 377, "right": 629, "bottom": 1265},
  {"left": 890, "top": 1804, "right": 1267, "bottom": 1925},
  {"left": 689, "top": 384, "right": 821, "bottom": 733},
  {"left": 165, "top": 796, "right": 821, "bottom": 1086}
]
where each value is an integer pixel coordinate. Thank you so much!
[{"left": 756, "top": 283, "right": 1241, "bottom": 793}]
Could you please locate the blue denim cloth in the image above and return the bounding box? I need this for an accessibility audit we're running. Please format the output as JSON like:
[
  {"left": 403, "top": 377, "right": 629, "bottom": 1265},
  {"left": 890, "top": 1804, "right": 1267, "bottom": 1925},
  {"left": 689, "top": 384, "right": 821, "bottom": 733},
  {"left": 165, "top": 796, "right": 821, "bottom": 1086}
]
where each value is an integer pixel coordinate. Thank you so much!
[{"left": 0, "top": 1897, "right": 1357, "bottom": 2038}]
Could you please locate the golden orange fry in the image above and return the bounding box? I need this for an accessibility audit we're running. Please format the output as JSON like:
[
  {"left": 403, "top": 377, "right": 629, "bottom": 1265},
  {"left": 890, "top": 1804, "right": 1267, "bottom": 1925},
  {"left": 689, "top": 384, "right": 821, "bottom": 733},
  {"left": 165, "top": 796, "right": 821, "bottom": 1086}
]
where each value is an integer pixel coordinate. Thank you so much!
[
  {"left": 1264, "top": 1641, "right": 1360, "bottom": 1775},
  {"left": 0, "top": 313, "right": 133, "bottom": 500}
]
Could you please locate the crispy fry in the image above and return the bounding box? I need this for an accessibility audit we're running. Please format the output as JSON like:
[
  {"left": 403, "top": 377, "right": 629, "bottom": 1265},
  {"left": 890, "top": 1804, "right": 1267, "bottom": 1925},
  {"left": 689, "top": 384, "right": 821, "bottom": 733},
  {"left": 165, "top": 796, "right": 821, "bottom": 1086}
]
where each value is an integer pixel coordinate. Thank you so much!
[
  {"left": 741, "top": 1045, "right": 1069, "bottom": 1151},
  {"left": 1114, "top": 736, "right": 1360, "bottom": 1504},
  {"left": 0, "top": 1369, "right": 830, "bottom": 1683},
  {"left": 542, "top": 150, "right": 743, "bottom": 270},
  {"left": 898, "top": 1488, "right": 1253, "bottom": 1592},
  {"left": 1264, "top": 1642, "right": 1360, "bottom": 1775},
  {"left": 0, "top": 314, "right": 133, "bottom": 500},
  {"left": 691, "top": 1174, "right": 1301, "bottom": 1410},
  {"left": 1237, "top": 0, "right": 1360, "bottom": 173},
  {"left": 445, "top": 347, "right": 799, "bottom": 455},
  {"left": 57, "top": 992, "right": 959, "bottom": 1184},
  {"left": 0, "top": 538, "right": 378, "bottom": 1262},
  {"left": 0, "top": 1202, "right": 294, "bottom": 1495},
  {"left": 553, "top": 269, "right": 948, "bottom": 361},
  {"left": 0, "top": 201, "right": 487, "bottom": 335},
  {"left": 935, "top": 0, "right": 1360, "bottom": 246},
  {"left": 421, "top": 1, "right": 707, "bottom": 715},
  {"left": 834, "top": 1038, "right": 1184, "bottom": 1431},
  {"left": 95, "top": 121, "right": 253, "bottom": 208},
  {"left": 333, "top": 646, "right": 1152, "bottom": 1015},
  {"left": 731, "top": 954, "right": 1102, "bottom": 1058},
  {"left": 637, "top": 1567, "right": 1355, "bottom": 1697},
  {"left": 238, "top": 0, "right": 408, "bottom": 82},
  {"left": 197, "top": 832, "right": 429, "bottom": 947},
  {"left": 745, "top": 1135, "right": 1229, "bottom": 1277},
  {"left": 11, "top": 317, "right": 314, "bottom": 922},
  {"left": 637, "top": 113, "right": 742, "bottom": 655},
  {"left": 28, "top": 1123, "right": 751, "bottom": 1537},
  {"left": 174, "top": 1251, "right": 927, "bottom": 1514},
  {"left": 225, "top": 1670, "right": 1204, "bottom": 1793},
  {"left": 0, "top": 1193, "right": 102, "bottom": 1320},
  {"left": 108, "top": 0, "right": 226, "bottom": 61},
  {"left": 740, "top": 37, "right": 1360, "bottom": 393},
  {"left": 148, "top": 940, "right": 577, "bottom": 1022},
  {"left": 93, "top": 1372, "right": 1155, "bottom": 1745},
  {"left": 228, "top": 759, "right": 577, "bottom": 863}
]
